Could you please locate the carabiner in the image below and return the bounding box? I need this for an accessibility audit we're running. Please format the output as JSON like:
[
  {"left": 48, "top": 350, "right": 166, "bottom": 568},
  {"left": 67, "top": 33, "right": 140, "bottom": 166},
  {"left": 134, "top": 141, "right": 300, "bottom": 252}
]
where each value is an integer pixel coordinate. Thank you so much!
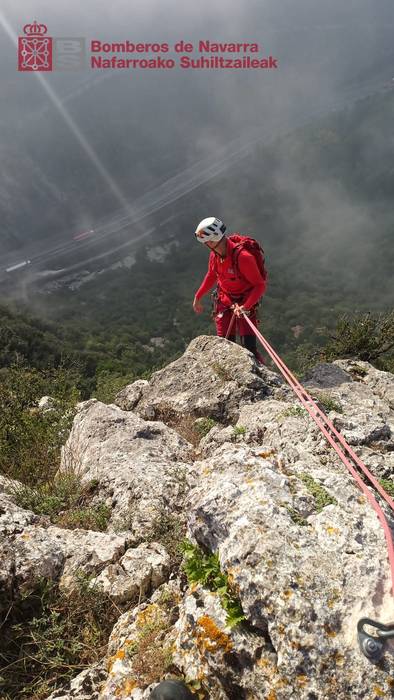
[{"left": 357, "top": 617, "right": 394, "bottom": 662}]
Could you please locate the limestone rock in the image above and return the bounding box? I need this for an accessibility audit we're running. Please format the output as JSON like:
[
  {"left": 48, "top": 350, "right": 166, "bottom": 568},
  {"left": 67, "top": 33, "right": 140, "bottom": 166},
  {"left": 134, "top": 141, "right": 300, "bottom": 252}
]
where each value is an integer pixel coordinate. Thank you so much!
[
  {"left": 38, "top": 395, "right": 58, "bottom": 412},
  {"left": 91, "top": 542, "right": 170, "bottom": 604},
  {"left": 117, "top": 336, "right": 280, "bottom": 424},
  {"left": 46, "top": 662, "right": 108, "bottom": 699},
  {"left": 115, "top": 380, "right": 149, "bottom": 412},
  {"left": 1, "top": 346, "right": 392, "bottom": 700},
  {"left": 7, "top": 525, "right": 129, "bottom": 597},
  {"left": 60, "top": 399, "right": 192, "bottom": 536}
]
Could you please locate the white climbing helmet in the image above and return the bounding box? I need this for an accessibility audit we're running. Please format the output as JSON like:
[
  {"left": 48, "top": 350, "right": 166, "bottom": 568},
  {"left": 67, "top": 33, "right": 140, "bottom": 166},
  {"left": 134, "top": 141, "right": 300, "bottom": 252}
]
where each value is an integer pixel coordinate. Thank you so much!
[{"left": 194, "top": 217, "right": 226, "bottom": 243}]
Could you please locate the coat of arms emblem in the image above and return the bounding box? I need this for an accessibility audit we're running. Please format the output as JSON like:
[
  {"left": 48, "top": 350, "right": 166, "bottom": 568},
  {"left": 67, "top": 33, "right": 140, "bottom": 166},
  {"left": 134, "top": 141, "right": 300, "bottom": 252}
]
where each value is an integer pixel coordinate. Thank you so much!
[{"left": 18, "top": 21, "right": 52, "bottom": 71}]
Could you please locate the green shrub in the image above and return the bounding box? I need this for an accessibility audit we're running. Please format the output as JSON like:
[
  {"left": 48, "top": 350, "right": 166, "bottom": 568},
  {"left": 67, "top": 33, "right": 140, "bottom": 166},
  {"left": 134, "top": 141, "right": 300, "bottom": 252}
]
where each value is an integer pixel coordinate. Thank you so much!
[
  {"left": 195, "top": 417, "right": 217, "bottom": 437},
  {"left": 233, "top": 425, "right": 246, "bottom": 437},
  {"left": 0, "top": 364, "right": 80, "bottom": 487},
  {"left": 12, "top": 475, "right": 110, "bottom": 532},
  {"left": 93, "top": 370, "right": 134, "bottom": 404},
  {"left": 323, "top": 311, "right": 394, "bottom": 363},
  {"left": 56, "top": 503, "right": 111, "bottom": 531},
  {"left": 0, "top": 574, "right": 121, "bottom": 700}
]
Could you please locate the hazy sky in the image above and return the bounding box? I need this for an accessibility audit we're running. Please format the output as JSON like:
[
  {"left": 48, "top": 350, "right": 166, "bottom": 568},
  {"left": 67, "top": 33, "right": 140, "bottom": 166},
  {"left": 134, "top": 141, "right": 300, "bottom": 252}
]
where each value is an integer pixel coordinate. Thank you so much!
[
  {"left": 1, "top": 0, "right": 394, "bottom": 260},
  {"left": 2, "top": 0, "right": 394, "bottom": 134}
]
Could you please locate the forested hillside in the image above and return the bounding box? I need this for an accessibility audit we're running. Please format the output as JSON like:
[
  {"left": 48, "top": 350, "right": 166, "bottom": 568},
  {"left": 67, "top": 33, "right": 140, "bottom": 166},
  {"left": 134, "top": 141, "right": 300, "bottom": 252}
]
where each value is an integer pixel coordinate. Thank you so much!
[{"left": 1, "top": 89, "right": 393, "bottom": 397}]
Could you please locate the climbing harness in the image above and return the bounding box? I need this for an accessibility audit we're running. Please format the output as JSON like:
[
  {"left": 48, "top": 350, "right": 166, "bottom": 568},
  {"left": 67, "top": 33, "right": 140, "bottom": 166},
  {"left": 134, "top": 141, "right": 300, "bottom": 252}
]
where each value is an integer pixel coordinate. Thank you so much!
[{"left": 230, "top": 309, "right": 394, "bottom": 662}]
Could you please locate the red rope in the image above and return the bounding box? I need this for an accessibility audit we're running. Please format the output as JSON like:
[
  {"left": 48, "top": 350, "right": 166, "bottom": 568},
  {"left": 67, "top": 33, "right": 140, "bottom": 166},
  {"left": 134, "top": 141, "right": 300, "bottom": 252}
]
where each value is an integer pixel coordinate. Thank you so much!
[
  {"left": 240, "top": 311, "right": 394, "bottom": 597},
  {"left": 225, "top": 311, "right": 236, "bottom": 339}
]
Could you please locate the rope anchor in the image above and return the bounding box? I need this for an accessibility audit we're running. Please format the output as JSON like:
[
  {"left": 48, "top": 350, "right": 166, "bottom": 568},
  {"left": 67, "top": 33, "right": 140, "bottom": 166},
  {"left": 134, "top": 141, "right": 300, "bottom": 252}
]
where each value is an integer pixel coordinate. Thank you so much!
[{"left": 357, "top": 618, "right": 394, "bottom": 662}]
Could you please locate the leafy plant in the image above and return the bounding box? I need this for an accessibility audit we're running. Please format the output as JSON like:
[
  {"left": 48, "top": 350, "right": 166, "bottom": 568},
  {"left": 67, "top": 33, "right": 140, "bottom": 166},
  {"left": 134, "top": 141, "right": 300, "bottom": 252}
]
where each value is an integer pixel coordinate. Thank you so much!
[{"left": 180, "top": 540, "right": 245, "bottom": 627}]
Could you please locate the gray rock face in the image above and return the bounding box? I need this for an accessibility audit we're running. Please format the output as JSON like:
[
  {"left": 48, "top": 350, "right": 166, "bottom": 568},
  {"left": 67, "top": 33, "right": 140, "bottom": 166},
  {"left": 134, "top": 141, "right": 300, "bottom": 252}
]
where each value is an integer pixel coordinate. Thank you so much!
[
  {"left": 47, "top": 662, "right": 108, "bottom": 700},
  {"left": 183, "top": 442, "right": 393, "bottom": 698},
  {"left": 3, "top": 520, "right": 130, "bottom": 599},
  {"left": 115, "top": 335, "right": 280, "bottom": 423},
  {"left": 303, "top": 362, "right": 353, "bottom": 388},
  {"left": 73, "top": 345, "right": 394, "bottom": 700},
  {"left": 91, "top": 542, "right": 170, "bottom": 604},
  {"left": 335, "top": 359, "right": 394, "bottom": 409},
  {"left": 60, "top": 399, "right": 193, "bottom": 536},
  {"left": 1, "top": 337, "right": 394, "bottom": 700},
  {"left": 115, "top": 380, "right": 149, "bottom": 412}
]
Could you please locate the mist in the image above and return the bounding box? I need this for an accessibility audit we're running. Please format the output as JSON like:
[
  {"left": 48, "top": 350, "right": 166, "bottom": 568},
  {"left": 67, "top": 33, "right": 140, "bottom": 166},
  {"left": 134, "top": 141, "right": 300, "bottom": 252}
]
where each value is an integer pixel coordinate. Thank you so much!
[{"left": 0, "top": 0, "right": 393, "bottom": 293}]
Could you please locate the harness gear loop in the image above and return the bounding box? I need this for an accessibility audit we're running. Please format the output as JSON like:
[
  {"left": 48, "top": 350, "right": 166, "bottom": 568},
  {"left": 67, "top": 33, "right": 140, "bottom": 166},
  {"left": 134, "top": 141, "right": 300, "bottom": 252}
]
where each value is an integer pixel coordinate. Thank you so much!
[{"left": 236, "top": 308, "right": 394, "bottom": 662}]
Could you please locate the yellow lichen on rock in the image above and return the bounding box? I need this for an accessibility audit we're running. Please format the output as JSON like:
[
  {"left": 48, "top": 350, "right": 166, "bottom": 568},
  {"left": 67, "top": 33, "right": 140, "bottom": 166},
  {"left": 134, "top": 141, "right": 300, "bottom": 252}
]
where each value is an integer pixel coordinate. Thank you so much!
[
  {"left": 196, "top": 615, "right": 233, "bottom": 654},
  {"left": 136, "top": 603, "right": 161, "bottom": 628},
  {"left": 107, "top": 648, "right": 126, "bottom": 674}
]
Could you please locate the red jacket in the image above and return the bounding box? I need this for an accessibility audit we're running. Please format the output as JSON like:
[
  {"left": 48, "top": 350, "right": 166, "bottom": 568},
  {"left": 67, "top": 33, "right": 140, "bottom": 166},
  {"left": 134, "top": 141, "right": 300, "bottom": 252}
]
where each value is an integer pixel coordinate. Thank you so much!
[{"left": 195, "top": 236, "right": 267, "bottom": 310}]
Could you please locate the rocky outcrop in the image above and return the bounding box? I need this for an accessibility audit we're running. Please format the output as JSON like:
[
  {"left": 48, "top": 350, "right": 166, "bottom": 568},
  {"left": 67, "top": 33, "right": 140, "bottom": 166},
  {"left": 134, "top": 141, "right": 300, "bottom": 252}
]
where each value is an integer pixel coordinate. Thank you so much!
[
  {"left": 96, "top": 351, "right": 394, "bottom": 699},
  {"left": 1, "top": 338, "right": 394, "bottom": 699},
  {"left": 115, "top": 335, "right": 282, "bottom": 422},
  {"left": 59, "top": 399, "right": 193, "bottom": 535}
]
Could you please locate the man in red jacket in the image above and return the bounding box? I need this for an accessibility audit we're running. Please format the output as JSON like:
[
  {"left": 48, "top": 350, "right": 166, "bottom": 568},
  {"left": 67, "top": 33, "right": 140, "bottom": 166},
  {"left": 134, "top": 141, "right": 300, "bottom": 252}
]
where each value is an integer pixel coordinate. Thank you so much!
[{"left": 193, "top": 216, "right": 266, "bottom": 364}]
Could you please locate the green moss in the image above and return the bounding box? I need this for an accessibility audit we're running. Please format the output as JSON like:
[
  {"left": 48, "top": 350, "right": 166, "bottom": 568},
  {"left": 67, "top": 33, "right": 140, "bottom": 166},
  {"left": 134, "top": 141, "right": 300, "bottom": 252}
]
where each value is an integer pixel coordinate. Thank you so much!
[
  {"left": 379, "top": 478, "right": 394, "bottom": 498},
  {"left": 286, "top": 506, "right": 309, "bottom": 526},
  {"left": 313, "top": 392, "right": 343, "bottom": 414},
  {"left": 300, "top": 473, "right": 337, "bottom": 512},
  {"left": 277, "top": 405, "right": 307, "bottom": 419}
]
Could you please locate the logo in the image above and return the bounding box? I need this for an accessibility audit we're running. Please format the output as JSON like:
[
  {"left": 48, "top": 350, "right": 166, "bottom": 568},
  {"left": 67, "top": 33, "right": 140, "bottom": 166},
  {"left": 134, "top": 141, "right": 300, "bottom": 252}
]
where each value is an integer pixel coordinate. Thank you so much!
[
  {"left": 18, "top": 22, "right": 85, "bottom": 72},
  {"left": 18, "top": 21, "right": 53, "bottom": 71}
]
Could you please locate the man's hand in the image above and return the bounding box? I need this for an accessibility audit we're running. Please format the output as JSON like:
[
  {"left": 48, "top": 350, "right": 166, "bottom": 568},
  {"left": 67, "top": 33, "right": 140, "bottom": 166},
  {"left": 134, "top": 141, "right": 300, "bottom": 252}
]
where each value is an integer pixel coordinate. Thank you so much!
[
  {"left": 231, "top": 303, "right": 249, "bottom": 317},
  {"left": 193, "top": 297, "right": 204, "bottom": 314}
]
